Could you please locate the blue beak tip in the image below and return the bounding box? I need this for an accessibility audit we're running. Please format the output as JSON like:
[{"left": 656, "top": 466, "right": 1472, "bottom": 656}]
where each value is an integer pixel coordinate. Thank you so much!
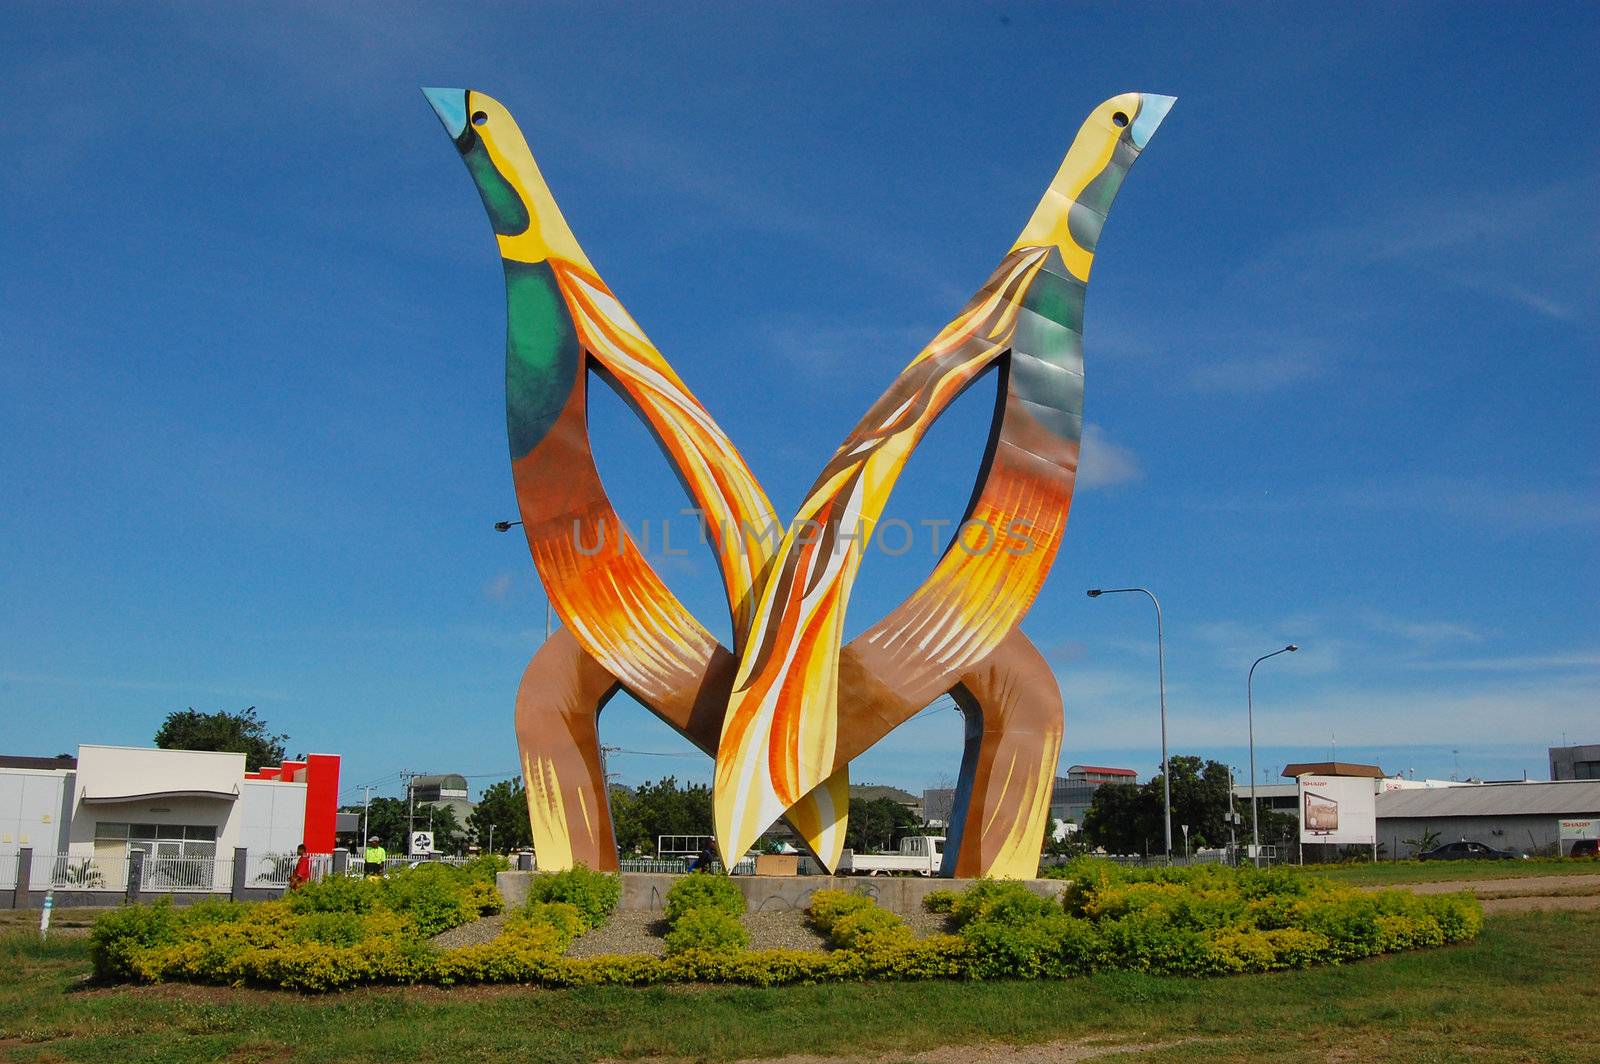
[
  {"left": 1130, "top": 93, "right": 1176, "bottom": 149},
  {"left": 422, "top": 86, "right": 468, "bottom": 139}
]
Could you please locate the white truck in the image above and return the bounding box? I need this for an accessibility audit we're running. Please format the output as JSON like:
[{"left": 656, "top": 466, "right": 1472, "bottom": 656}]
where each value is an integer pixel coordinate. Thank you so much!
[{"left": 837, "top": 836, "right": 945, "bottom": 876}]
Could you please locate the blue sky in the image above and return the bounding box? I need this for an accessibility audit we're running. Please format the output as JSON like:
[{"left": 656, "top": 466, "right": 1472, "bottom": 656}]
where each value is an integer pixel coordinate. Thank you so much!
[{"left": 2, "top": 3, "right": 1595, "bottom": 809}]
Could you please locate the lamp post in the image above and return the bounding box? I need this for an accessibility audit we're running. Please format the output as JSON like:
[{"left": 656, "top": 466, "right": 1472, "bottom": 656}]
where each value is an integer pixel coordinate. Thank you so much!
[
  {"left": 495, "top": 520, "right": 551, "bottom": 639},
  {"left": 1087, "top": 587, "right": 1171, "bottom": 862},
  {"left": 1248, "top": 644, "right": 1298, "bottom": 867}
]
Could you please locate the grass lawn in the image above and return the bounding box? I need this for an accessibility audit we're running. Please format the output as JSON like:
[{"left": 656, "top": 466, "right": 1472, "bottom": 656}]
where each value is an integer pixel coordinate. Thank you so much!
[
  {"left": 2, "top": 910, "right": 1596, "bottom": 1064},
  {"left": 1298, "top": 858, "right": 1600, "bottom": 886}
]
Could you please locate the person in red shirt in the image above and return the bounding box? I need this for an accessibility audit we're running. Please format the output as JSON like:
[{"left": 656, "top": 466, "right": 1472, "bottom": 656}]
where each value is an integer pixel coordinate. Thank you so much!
[{"left": 289, "top": 844, "right": 312, "bottom": 890}]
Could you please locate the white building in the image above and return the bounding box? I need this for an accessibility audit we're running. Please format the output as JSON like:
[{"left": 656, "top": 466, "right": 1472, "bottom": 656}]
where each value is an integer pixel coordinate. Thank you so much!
[{"left": 1, "top": 745, "right": 340, "bottom": 897}]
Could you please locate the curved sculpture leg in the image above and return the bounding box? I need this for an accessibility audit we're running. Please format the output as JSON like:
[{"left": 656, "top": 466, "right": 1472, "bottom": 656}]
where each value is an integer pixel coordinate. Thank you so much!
[
  {"left": 513, "top": 626, "right": 623, "bottom": 872},
  {"left": 942, "top": 630, "right": 1063, "bottom": 879}
]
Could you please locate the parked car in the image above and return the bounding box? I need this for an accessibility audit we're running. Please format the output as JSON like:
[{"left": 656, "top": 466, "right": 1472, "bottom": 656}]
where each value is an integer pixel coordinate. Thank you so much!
[
  {"left": 1417, "top": 840, "right": 1526, "bottom": 861},
  {"left": 1569, "top": 839, "right": 1598, "bottom": 859}
]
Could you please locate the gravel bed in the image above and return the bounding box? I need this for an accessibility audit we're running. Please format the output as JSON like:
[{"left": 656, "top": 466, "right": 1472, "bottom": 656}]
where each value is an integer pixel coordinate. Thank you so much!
[
  {"left": 900, "top": 905, "right": 956, "bottom": 939},
  {"left": 566, "top": 909, "right": 669, "bottom": 957},
  {"left": 744, "top": 909, "right": 828, "bottom": 951},
  {"left": 428, "top": 911, "right": 507, "bottom": 949}
]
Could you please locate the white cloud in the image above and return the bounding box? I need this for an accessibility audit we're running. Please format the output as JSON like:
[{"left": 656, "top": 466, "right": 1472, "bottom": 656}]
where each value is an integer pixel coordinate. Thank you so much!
[
  {"left": 1405, "top": 652, "right": 1600, "bottom": 672},
  {"left": 1362, "top": 615, "right": 1486, "bottom": 645},
  {"left": 482, "top": 572, "right": 517, "bottom": 602},
  {"left": 1189, "top": 350, "right": 1324, "bottom": 393},
  {"left": 1077, "top": 423, "right": 1141, "bottom": 488}
]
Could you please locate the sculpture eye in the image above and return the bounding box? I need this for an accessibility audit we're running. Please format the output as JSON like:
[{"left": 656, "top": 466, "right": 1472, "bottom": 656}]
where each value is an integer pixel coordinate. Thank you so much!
[
  {"left": 472, "top": 111, "right": 488, "bottom": 127},
  {"left": 1112, "top": 111, "right": 1129, "bottom": 128}
]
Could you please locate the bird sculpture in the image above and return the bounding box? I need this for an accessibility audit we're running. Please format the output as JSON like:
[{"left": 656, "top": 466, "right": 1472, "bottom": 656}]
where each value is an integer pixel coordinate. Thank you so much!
[{"left": 425, "top": 87, "right": 1172, "bottom": 877}]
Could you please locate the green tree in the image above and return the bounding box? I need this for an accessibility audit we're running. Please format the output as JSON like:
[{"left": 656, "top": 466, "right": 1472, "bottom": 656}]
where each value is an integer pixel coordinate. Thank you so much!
[
  {"left": 154, "top": 706, "right": 286, "bottom": 771},
  {"left": 1256, "top": 806, "right": 1298, "bottom": 849},
  {"left": 609, "top": 777, "right": 713, "bottom": 855},
  {"left": 844, "top": 796, "right": 921, "bottom": 854},
  {"left": 1083, "top": 756, "right": 1240, "bottom": 856},
  {"left": 1402, "top": 826, "right": 1442, "bottom": 855},
  {"left": 345, "top": 796, "right": 408, "bottom": 853},
  {"left": 1081, "top": 781, "right": 1162, "bottom": 854},
  {"left": 1156, "top": 755, "right": 1234, "bottom": 851},
  {"left": 467, "top": 779, "right": 532, "bottom": 853},
  {"left": 417, "top": 803, "right": 464, "bottom": 855}
]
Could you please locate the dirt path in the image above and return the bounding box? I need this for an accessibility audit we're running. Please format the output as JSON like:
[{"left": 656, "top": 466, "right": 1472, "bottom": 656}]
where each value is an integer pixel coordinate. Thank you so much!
[
  {"left": 616, "top": 1038, "right": 1187, "bottom": 1064},
  {"left": 1399, "top": 872, "right": 1600, "bottom": 896},
  {"left": 1384, "top": 871, "right": 1600, "bottom": 912}
]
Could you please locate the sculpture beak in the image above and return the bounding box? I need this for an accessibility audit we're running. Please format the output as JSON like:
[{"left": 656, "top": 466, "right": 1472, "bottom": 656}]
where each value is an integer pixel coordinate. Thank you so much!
[
  {"left": 1130, "top": 94, "right": 1176, "bottom": 150},
  {"left": 422, "top": 87, "right": 469, "bottom": 140}
]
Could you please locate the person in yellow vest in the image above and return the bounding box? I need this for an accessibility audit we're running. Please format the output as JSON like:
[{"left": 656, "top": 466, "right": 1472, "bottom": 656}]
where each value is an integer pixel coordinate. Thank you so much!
[{"left": 363, "top": 836, "right": 386, "bottom": 877}]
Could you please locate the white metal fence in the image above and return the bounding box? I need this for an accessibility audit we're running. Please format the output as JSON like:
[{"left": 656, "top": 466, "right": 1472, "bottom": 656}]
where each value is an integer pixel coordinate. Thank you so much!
[
  {"left": 620, "top": 858, "right": 688, "bottom": 873},
  {"left": 47, "top": 854, "right": 127, "bottom": 891},
  {"left": 0, "top": 851, "right": 17, "bottom": 890},
  {"left": 251, "top": 852, "right": 334, "bottom": 888},
  {"left": 657, "top": 835, "right": 711, "bottom": 857},
  {"left": 141, "top": 855, "right": 233, "bottom": 893}
]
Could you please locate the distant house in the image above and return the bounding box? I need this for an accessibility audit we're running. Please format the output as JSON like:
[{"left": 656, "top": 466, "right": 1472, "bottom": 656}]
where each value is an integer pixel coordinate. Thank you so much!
[
  {"left": 1550, "top": 744, "right": 1600, "bottom": 781},
  {"left": 407, "top": 774, "right": 476, "bottom": 829},
  {"left": 1052, "top": 765, "right": 1138, "bottom": 824},
  {"left": 926, "top": 766, "right": 1138, "bottom": 829},
  {"left": 848, "top": 784, "right": 923, "bottom": 821},
  {"left": 1377, "top": 780, "right": 1600, "bottom": 858}
]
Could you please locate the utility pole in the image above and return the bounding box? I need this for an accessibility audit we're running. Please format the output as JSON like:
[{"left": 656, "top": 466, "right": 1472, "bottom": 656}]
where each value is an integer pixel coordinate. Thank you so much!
[
  {"left": 600, "top": 745, "right": 621, "bottom": 787},
  {"left": 1086, "top": 587, "right": 1172, "bottom": 862},
  {"left": 362, "top": 786, "right": 372, "bottom": 846},
  {"left": 404, "top": 770, "right": 416, "bottom": 841}
]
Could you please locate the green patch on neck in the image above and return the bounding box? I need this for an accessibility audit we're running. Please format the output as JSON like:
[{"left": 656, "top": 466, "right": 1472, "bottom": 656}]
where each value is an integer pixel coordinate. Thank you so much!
[
  {"left": 504, "top": 259, "right": 580, "bottom": 460},
  {"left": 465, "top": 140, "right": 531, "bottom": 237}
]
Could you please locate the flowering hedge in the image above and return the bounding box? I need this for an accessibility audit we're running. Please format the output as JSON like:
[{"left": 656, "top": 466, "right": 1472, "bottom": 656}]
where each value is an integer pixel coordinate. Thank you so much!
[{"left": 90, "top": 860, "right": 1481, "bottom": 992}]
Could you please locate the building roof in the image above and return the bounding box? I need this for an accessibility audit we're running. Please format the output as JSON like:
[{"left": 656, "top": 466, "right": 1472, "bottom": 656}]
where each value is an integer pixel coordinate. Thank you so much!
[
  {"left": 1068, "top": 765, "right": 1137, "bottom": 777},
  {"left": 1282, "top": 762, "right": 1386, "bottom": 779},
  {"left": 0, "top": 754, "right": 77, "bottom": 770},
  {"left": 849, "top": 784, "right": 920, "bottom": 804},
  {"left": 411, "top": 774, "right": 469, "bottom": 791},
  {"left": 82, "top": 789, "right": 239, "bottom": 803},
  {"left": 1376, "top": 780, "right": 1600, "bottom": 819},
  {"left": 1232, "top": 783, "right": 1300, "bottom": 799}
]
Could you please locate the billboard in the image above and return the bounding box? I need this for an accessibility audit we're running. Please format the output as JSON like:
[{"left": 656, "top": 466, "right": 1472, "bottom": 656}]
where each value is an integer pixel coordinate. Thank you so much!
[
  {"left": 1559, "top": 818, "right": 1597, "bottom": 856},
  {"left": 1298, "top": 775, "right": 1376, "bottom": 845}
]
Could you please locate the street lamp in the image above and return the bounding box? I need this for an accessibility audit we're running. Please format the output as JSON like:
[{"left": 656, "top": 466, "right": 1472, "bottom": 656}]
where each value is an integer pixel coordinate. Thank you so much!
[
  {"left": 495, "top": 519, "right": 551, "bottom": 639},
  {"left": 1248, "top": 644, "right": 1298, "bottom": 867},
  {"left": 1087, "top": 587, "right": 1172, "bottom": 862}
]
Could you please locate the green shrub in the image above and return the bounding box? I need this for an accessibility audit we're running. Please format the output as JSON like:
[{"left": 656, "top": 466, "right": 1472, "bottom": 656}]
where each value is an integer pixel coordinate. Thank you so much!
[
  {"left": 827, "top": 906, "right": 913, "bottom": 951},
  {"left": 947, "top": 879, "right": 1059, "bottom": 929},
  {"left": 284, "top": 872, "right": 384, "bottom": 914},
  {"left": 88, "top": 858, "right": 1485, "bottom": 991},
  {"left": 89, "top": 898, "right": 179, "bottom": 981},
  {"left": 922, "top": 889, "right": 958, "bottom": 914},
  {"left": 806, "top": 888, "right": 875, "bottom": 934},
  {"left": 663, "top": 907, "right": 750, "bottom": 955},
  {"left": 523, "top": 901, "right": 586, "bottom": 947},
  {"left": 291, "top": 910, "right": 372, "bottom": 947},
  {"left": 525, "top": 865, "right": 621, "bottom": 930},
  {"left": 665, "top": 872, "right": 745, "bottom": 922},
  {"left": 460, "top": 879, "right": 503, "bottom": 916},
  {"left": 381, "top": 864, "right": 473, "bottom": 937},
  {"left": 457, "top": 853, "right": 511, "bottom": 882}
]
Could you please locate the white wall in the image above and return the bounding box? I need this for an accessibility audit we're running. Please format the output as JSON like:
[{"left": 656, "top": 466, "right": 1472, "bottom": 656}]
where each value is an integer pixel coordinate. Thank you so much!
[
  {"left": 239, "top": 779, "right": 308, "bottom": 855},
  {"left": 68, "top": 745, "right": 247, "bottom": 858},
  {"left": 0, "top": 768, "right": 73, "bottom": 859}
]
